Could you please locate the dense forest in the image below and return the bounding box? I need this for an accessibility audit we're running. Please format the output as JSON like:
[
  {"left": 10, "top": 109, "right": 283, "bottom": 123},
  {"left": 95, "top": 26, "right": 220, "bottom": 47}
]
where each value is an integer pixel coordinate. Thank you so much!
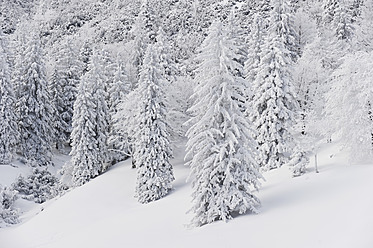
[{"left": 1, "top": 0, "right": 373, "bottom": 227}]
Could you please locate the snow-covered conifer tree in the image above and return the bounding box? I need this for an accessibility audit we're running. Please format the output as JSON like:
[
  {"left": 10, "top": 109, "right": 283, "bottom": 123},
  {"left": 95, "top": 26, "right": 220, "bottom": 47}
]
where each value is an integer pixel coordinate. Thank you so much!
[
  {"left": 252, "top": 1, "right": 300, "bottom": 171},
  {"left": 128, "top": 0, "right": 158, "bottom": 86},
  {"left": 49, "top": 39, "right": 80, "bottom": 150},
  {"left": 16, "top": 34, "right": 54, "bottom": 166},
  {"left": 156, "top": 27, "right": 177, "bottom": 83},
  {"left": 79, "top": 41, "right": 93, "bottom": 75},
  {"left": 186, "top": 21, "right": 262, "bottom": 226},
  {"left": 334, "top": 1, "right": 354, "bottom": 42},
  {"left": 323, "top": 0, "right": 354, "bottom": 42},
  {"left": 354, "top": 0, "right": 373, "bottom": 51},
  {"left": 272, "top": 0, "right": 299, "bottom": 61},
  {"left": 244, "top": 13, "right": 264, "bottom": 98},
  {"left": 134, "top": 44, "right": 174, "bottom": 204},
  {"left": 108, "top": 57, "right": 132, "bottom": 164},
  {"left": 0, "top": 185, "right": 19, "bottom": 226},
  {"left": 70, "top": 50, "right": 109, "bottom": 186},
  {"left": 93, "top": 50, "right": 110, "bottom": 172},
  {"left": 0, "top": 33, "right": 18, "bottom": 164}
]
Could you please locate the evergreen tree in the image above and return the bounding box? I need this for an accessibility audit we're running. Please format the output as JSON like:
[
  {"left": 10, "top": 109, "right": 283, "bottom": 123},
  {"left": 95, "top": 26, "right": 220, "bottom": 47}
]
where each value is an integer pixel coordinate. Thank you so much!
[
  {"left": 50, "top": 39, "right": 80, "bottom": 150},
  {"left": 0, "top": 185, "right": 19, "bottom": 226},
  {"left": 334, "top": 0, "right": 354, "bottom": 42},
  {"left": 108, "top": 57, "right": 132, "bottom": 164},
  {"left": 128, "top": 0, "right": 159, "bottom": 86},
  {"left": 79, "top": 41, "right": 93, "bottom": 75},
  {"left": 156, "top": 27, "right": 178, "bottom": 83},
  {"left": 70, "top": 50, "right": 109, "bottom": 186},
  {"left": 93, "top": 50, "right": 110, "bottom": 172},
  {"left": 0, "top": 33, "right": 18, "bottom": 164},
  {"left": 252, "top": 2, "right": 300, "bottom": 171},
  {"left": 355, "top": 0, "right": 373, "bottom": 51},
  {"left": 271, "top": 0, "right": 299, "bottom": 61},
  {"left": 134, "top": 44, "right": 174, "bottom": 204},
  {"left": 323, "top": 0, "right": 354, "bottom": 42},
  {"left": 186, "top": 21, "right": 262, "bottom": 226},
  {"left": 244, "top": 13, "right": 264, "bottom": 98},
  {"left": 16, "top": 35, "right": 54, "bottom": 166}
]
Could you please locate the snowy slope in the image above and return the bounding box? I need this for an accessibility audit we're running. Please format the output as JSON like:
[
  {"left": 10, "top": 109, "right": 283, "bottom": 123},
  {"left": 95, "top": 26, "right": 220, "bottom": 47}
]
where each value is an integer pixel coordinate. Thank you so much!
[{"left": 0, "top": 144, "right": 373, "bottom": 248}]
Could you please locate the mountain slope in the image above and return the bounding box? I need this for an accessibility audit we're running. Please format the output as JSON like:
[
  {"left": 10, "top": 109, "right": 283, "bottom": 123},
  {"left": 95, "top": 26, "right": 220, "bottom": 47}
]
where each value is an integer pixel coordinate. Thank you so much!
[{"left": 1, "top": 143, "right": 372, "bottom": 248}]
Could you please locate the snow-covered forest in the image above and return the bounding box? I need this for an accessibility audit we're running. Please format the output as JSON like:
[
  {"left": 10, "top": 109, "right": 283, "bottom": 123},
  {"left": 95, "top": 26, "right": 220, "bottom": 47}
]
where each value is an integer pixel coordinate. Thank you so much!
[{"left": 1, "top": 0, "right": 373, "bottom": 247}]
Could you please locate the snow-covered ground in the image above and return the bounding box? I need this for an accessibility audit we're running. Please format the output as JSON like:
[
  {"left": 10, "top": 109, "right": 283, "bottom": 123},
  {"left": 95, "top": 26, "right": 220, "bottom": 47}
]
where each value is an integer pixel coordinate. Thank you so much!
[{"left": 1, "top": 143, "right": 372, "bottom": 248}]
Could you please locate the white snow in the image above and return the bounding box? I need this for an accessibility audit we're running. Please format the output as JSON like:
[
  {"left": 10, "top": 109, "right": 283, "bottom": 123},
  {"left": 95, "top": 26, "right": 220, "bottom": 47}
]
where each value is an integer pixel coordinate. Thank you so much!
[{"left": 0, "top": 143, "right": 372, "bottom": 248}]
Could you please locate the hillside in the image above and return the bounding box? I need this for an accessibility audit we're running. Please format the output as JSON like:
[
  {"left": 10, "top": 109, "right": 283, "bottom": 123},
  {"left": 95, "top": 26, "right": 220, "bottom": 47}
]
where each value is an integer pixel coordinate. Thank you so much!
[{"left": 0, "top": 143, "right": 372, "bottom": 248}]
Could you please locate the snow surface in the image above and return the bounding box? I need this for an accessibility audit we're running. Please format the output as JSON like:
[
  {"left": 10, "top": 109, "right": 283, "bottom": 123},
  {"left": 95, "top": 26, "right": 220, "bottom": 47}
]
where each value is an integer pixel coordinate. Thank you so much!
[{"left": 1, "top": 143, "right": 373, "bottom": 248}]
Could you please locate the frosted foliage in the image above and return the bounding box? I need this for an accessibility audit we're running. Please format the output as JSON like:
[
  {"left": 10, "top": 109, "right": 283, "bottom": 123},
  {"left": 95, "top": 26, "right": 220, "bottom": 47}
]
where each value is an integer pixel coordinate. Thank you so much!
[
  {"left": 108, "top": 58, "right": 131, "bottom": 163},
  {"left": 334, "top": 2, "right": 354, "bottom": 41},
  {"left": 0, "top": 186, "right": 19, "bottom": 226},
  {"left": 16, "top": 36, "right": 53, "bottom": 166},
  {"left": 325, "top": 51, "right": 373, "bottom": 162},
  {"left": 354, "top": 0, "right": 373, "bottom": 51},
  {"left": 112, "top": 89, "right": 140, "bottom": 160},
  {"left": 70, "top": 52, "right": 109, "bottom": 186},
  {"left": 323, "top": 0, "right": 354, "bottom": 42},
  {"left": 293, "top": 8, "right": 317, "bottom": 56},
  {"left": 12, "top": 168, "right": 59, "bottom": 203},
  {"left": 252, "top": 19, "right": 299, "bottom": 171},
  {"left": 70, "top": 78, "right": 98, "bottom": 186},
  {"left": 50, "top": 39, "right": 79, "bottom": 148},
  {"left": 156, "top": 27, "right": 178, "bottom": 83},
  {"left": 134, "top": 44, "right": 174, "bottom": 204},
  {"left": 186, "top": 22, "right": 262, "bottom": 227},
  {"left": 0, "top": 35, "right": 18, "bottom": 164},
  {"left": 93, "top": 52, "right": 110, "bottom": 172},
  {"left": 244, "top": 13, "right": 264, "bottom": 87},
  {"left": 271, "top": 0, "right": 299, "bottom": 61}
]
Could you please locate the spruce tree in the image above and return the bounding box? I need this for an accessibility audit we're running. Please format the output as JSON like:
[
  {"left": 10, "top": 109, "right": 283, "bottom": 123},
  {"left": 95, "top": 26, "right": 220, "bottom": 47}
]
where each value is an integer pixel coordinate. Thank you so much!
[
  {"left": 129, "top": 0, "right": 158, "bottom": 86},
  {"left": 16, "top": 35, "right": 54, "bottom": 166},
  {"left": 0, "top": 33, "right": 18, "bottom": 164},
  {"left": 252, "top": 1, "right": 300, "bottom": 171},
  {"left": 272, "top": 0, "right": 299, "bottom": 61},
  {"left": 108, "top": 57, "right": 131, "bottom": 164},
  {"left": 156, "top": 27, "right": 177, "bottom": 84},
  {"left": 50, "top": 39, "right": 79, "bottom": 150},
  {"left": 93, "top": 50, "right": 110, "bottom": 172},
  {"left": 244, "top": 13, "right": 264, "bottom": 99},
  {"left": 70, "top": 50, "right": 109, "bottom": 186},
  {"left": 186, "top": 21, "right": 262, "bottom": 226},
  {"left": 134, "top": 44, "right": 174, "bottom": 204}
]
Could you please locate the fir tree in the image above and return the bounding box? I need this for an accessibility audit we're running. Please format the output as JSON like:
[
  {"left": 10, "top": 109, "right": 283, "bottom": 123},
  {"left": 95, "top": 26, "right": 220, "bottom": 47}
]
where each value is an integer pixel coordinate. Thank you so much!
[
  {"left": 271, "top": 0, "right": 299, "bottom": 61},
  {"left": 244, "top": 13, "right": 264, "bottom": 99},
  {"left": 155, "top": 27, "right": 178, "bottom": 84},
  {"left": 252, "top": 3, "right": 300, "bottom": 171},
  {"left": 0, "top": 33, "right": 18, "bottom": 164},
  {"left": 129, "top": 0, "right": 159, "bottom": 86},
  {"left": 108, "top": 57, "right": 132, "bottom": 164},
  {"left": 93, "top": 50, "right": 110, "bottom": 172},
  {"left": 134, "top": 44, "right": 174, "bottom": 204},
  {"left": 334, "top": 0, "right": 354, "bottom": 42},
  {"left": 79, "top": 41, "right": 93, "bottom": 75},
  {"left": 70, "top": 50, "right": 109, "bottom": 186},
  {"left": 16, "top": 35, "right": 54, "bottom": 166},
  {"left": 50, "top": 39, "right": 80, "bottom": 150},
  {"left": 186, "top": 21, "right": 262, "bottom": 226}
]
